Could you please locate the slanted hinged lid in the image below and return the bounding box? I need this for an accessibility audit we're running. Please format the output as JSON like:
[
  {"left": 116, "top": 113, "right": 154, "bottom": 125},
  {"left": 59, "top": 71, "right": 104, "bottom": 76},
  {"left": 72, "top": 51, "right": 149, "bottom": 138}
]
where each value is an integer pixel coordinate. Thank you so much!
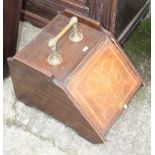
[{"left": 63, "top": 30, "right": 143, "bottom": 141}]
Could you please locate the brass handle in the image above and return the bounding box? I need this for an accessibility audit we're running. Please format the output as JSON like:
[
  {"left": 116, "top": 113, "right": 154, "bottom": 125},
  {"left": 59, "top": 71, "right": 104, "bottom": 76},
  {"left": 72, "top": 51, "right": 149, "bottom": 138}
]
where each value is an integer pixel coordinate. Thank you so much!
[{"left": 47, "top": 16, "right": 83, "bottom": 66}]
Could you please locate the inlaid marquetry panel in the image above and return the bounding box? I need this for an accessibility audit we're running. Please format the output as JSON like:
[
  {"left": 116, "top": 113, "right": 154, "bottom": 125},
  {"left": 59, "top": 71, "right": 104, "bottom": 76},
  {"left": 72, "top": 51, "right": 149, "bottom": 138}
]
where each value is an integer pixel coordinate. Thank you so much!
[{"left": 66, "top": 39, "right": 141, "bottom": 136}]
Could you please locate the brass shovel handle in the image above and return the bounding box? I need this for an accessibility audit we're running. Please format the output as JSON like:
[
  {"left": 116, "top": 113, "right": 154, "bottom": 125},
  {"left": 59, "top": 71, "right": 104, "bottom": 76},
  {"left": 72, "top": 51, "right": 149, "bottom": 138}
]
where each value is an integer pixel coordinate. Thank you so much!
[{"left": 47, "top": 16, "right": 83, "bottom": 65}]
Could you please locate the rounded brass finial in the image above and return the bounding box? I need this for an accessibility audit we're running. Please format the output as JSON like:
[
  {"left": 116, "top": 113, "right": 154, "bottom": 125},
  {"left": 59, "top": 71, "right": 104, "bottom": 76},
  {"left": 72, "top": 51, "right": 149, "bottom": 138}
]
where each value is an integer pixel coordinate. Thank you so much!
[
  {"left": 47, "top": 53, "right": 62, "bottom": 66},
  {"left": 47, "top": 45, "right": 62, "bottom": 66},
  {"left": 69, "top": 31, "right": 83, "bottom": 42}
]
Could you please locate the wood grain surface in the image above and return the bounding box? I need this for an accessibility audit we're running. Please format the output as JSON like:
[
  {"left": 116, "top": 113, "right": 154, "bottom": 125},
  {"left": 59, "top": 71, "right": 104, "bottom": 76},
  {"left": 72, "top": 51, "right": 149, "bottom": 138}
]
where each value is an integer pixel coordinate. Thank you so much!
[
  {"left": 15, "top": 14, "right": 105, "bottom": 84},
  {"left": 8, "top": 57, "right": 103, "bottom": 143},
  {"left": 8, "top": 13, "right": 142, "bottom": 143},
  {"left": 66, "top": 38, "right": 141, "bottom": 138}
]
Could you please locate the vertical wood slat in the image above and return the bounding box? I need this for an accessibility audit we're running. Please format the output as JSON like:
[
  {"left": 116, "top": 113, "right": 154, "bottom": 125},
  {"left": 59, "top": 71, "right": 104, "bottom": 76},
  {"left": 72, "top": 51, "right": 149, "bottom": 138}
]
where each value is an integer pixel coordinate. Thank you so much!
[{"left": 3, "top": 0, "right": 22, "bottom": 63}]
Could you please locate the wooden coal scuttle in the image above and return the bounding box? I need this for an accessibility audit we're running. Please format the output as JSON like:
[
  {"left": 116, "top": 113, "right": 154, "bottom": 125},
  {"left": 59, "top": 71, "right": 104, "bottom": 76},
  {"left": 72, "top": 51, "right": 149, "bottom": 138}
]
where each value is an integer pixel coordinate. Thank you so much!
[{"left": 8, "top": 10, "right": 144, "bottom": 143}]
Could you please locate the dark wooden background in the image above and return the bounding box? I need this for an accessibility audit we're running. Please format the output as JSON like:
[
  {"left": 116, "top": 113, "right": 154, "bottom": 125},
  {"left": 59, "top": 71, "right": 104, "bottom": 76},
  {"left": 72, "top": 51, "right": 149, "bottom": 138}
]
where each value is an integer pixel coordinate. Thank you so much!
[{"left": 3, "top": 0, "right": 22, "bottom": 64}]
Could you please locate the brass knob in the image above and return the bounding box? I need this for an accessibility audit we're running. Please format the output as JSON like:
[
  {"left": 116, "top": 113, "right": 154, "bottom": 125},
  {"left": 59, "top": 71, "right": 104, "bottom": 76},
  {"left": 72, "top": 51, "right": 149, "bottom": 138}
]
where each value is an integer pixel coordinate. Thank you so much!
[{"left": 123, "top": 104, "right": 128, "bottom": 110}]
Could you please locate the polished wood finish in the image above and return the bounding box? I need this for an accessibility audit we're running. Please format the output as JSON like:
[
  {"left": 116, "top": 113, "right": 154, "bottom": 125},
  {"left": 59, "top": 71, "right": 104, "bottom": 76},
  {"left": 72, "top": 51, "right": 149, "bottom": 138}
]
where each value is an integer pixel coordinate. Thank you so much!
[
  {"left": 21, "top": 0, "right": 150, "bottom": 42},
  {"left": 66, "top": 39, "right": 141, "bottom": 138},
  {"left": 8, "top": 13, "right": 143, "bottom": 143},
  {"left": 3, "top": 0, "right": 22, "bottom": 64},
  {"left": 8, "top": 57, "right": 103, "bottom": 143}
]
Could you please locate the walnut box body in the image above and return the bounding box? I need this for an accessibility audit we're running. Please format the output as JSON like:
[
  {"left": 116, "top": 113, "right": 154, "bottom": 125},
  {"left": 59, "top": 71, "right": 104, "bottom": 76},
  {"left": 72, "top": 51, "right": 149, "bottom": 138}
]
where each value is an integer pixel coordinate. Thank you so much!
[{"left": 8, "top": 11, "right": 144, "bottom": 143}]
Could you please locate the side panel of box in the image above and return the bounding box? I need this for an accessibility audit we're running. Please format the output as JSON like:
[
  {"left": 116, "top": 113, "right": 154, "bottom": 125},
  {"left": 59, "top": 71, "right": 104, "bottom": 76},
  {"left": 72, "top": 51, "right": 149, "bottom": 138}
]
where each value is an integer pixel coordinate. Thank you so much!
[{"left": 7, "top": 58, "right": 103, "bottom": 143}]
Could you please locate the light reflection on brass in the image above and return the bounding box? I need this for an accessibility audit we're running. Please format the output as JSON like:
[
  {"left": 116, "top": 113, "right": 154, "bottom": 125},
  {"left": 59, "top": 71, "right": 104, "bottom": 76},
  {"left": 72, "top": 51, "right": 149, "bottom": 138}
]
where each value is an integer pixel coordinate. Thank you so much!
[{"left": 47, "top": 16, "right": 83, "bottom": 65}]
